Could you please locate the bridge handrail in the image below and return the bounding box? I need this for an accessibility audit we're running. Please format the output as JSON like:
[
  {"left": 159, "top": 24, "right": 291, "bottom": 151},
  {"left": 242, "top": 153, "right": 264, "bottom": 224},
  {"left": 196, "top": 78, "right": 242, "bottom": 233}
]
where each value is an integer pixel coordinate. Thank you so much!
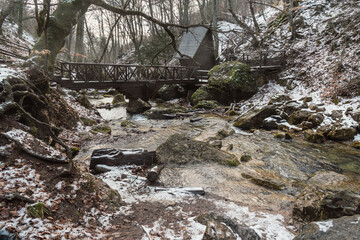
[
  {"left": 55, "top": 61, "right": 199, "bottom": 83},
  {"left": 58, "top": 61, "right": 197, "bottom": 69}
]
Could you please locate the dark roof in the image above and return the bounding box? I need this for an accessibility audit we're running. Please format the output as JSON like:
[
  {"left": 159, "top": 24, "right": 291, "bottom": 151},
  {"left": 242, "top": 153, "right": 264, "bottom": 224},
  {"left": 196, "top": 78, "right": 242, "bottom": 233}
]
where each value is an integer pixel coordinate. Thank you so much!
[{"left": 175, "top": 27, "right": 209, "bottom": 59}]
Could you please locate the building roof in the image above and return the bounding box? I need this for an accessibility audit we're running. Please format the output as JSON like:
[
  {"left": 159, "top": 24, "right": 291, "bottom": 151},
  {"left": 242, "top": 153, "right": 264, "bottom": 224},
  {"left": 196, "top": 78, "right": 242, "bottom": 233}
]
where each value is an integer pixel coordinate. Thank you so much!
[{"left": 175, "top": 26, "right": 209, "bottom": 59}]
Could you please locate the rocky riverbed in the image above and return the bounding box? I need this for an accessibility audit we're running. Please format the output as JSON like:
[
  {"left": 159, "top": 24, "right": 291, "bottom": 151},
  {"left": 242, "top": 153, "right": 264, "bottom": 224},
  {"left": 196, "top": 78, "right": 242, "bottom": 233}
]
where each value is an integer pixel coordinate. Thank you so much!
[{"left": 71, "top": 94, "right": 360, "bottom": 239}]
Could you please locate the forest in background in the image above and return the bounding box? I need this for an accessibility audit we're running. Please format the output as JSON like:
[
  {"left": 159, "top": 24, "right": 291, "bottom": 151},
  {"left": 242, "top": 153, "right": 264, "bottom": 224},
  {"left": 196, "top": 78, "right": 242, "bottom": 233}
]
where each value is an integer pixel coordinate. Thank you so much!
[{"left": 0, "top": 0, "right": 287, "bottom": 65}]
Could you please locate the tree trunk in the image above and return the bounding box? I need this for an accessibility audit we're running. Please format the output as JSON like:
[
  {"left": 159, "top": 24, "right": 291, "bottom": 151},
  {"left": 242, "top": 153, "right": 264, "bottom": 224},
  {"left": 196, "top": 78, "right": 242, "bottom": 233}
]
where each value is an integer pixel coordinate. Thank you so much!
[
  {"left": 146, "top": 165, "right": 164, "bottom": 182},
  {"left": 227, "top": 0, "right": 259, "bottom": 47},
  {"left": 74, "top": 14, "right": 85, "bottom": 62},
  {"left": 183, "top": 0, "right": 189, "bottom": 25},
  {"left": 212, "top": 0, "right": 218, "bottom": 58},
  {"left": 32, "top": 0, "right": 91, "bottom": 66},
  {"left": 249, "top": 0, "right": 260, "bottom": 33},
  {"left": 90, "top": 148, "right": 157, "bottom": 170},
  {"left": 289, "top": 0, "right": 296, "bottom": 39},
  {"left": 0, "top": 0, "right": 16, "bottom": 35},
  {"left": 17, "top": 0, "right": 24, "bottom": 36},
  {"left": 65, "top": 29, "right": 73, "bottom": 61}
]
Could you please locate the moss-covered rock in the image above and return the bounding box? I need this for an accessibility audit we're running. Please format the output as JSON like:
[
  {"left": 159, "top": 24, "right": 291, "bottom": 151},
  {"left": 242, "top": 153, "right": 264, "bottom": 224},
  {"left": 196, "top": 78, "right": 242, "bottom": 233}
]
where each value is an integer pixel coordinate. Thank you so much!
[
  {"left": 288, "top": 110, "right": 312, "bottom": 125},
  {"left": 155, "top": 84, "right": 185, "bottom": 101},
  {"left": 240, "top": 154, "right": 252, "bottom": 162},
  {"left": 126, "top": 98, "right": 151, "bottom": 114},
  {"left": 80, "top": 117, "right": 97, "bottom": 126},
  {"left": 194, "top": 100, "right": 220, "bottom": 109},
  {"left": 77, "top": 93, "right": 92, "bottom": 109},
  {"left": 92, "top": 124, "right": 111, "bottom": 134},
  {"left": 156, "top": 134, "right": 239, "bottom": 166},
  {"left": 144, "top": 108, "right": 180, "bottom": 119},
  {"left": 274, "top": 132, "right": 285, "bottom": 139},
  {"left": 353, "top": 141, "right": 360, "bottom": 149},
  {"left": 191, "top": 62, "right": 257, "bottom": 105},
  {"left": 190, "top": 86, "right": 211, "bottom": 106},
  {"left": 327, "top": 128, "right": 357, "bottom": 141},
  {"left": 304, "top": 130, "right": 325, "bottom": 143},
  {"left": 112, "top": 93, "right": 125, "bottom": 106}
]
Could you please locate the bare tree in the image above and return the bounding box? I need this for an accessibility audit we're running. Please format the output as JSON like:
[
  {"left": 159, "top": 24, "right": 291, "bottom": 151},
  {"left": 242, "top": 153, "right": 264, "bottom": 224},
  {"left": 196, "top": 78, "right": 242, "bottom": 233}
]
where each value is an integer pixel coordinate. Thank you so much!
[{"left": 0, "top": 0, "right": 16, "bottom": 35}]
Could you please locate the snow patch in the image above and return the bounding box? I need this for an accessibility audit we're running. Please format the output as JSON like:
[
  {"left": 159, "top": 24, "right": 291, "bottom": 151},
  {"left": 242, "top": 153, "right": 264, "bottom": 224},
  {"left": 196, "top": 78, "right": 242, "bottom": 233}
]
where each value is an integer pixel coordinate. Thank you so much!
[{"left": 315, "top": 220, "right": 333, "bottom": 232}]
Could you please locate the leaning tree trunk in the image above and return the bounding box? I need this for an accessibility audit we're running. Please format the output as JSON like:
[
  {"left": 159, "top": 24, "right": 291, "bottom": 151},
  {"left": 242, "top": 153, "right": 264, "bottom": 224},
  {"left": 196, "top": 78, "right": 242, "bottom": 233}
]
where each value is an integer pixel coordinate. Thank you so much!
[
  {"left": 0, "top": 0, "right": 16, "bottom": 35},
  {"left": 32, "top": 0, "right": 91, "bottom": 67}
]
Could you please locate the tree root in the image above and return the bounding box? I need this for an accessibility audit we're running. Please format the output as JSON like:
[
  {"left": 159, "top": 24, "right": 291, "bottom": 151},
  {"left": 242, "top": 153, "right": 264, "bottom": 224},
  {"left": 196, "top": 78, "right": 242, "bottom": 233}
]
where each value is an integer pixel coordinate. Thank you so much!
[
  {"left": 1, "top": 75, "right": 77, "bottom": 174},
  {"left": 0, "top": 193, "right": 35, "bottom": 203},
  {"left": 1, "top": 132, "right": 69, "bottom": 164}
]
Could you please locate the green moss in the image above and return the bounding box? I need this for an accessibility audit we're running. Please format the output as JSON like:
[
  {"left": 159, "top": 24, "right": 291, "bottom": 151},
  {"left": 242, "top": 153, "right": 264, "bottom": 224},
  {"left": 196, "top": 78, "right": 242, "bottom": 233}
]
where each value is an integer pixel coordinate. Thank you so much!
[
  {"left": 194, "top": 100, "right": 220, "bottom": 109},
  {"left": 191, "top": 86, "right": 211, "bottom": 106},
  {"left": 103, "top": 94, "right": 112, "bottom": 98},
  {"left": 120, "top": 120, "right": 133, "bottom": 127},
  {"left": 112, "top": 93, "right": 125, "bottom": 105},
  {"left": 274, "top": 133, "right": 285, "bottom": 139},
  {"left": 227, "top": 110, "right": 238, "bottom": 116},
  {"left": 27, "top": 202, "right": 51, "bottom": 218},
  {"left": 226, "top": 160, "right": 240, "bottom": 167},
  {"left": 240, "top": 154, "right": 252, "bottom": 162},
  {"left": 30, "top": 126, "right": 38, "bottom": 136},
  {"left": 77, "top": 94, "right": 92, "bottom": 109},
  {"left": 332, "top": 97, "right": 339, "bottom": 105},
  {"left": 80, "top": 117, "right": 97, "bottom": 126},
  {"left": 71, "top": 146, "right": 80, "bottom": 157},
  {"left": 92, "top": 124, "right": 111, "bottom": 134},
  {"left": 191, "top": 61, "right": 256, "bottom": 105},
  {"left": 353, "top": 141, "right": 360, "bottom": 149}
]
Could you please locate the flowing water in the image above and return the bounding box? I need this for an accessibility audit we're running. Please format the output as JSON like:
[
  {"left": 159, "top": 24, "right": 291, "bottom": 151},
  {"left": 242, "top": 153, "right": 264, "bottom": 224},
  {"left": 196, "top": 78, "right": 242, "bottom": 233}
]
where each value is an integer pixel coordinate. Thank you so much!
[{"left": 82, "top": 96, "right": 360, "bottom": 239}]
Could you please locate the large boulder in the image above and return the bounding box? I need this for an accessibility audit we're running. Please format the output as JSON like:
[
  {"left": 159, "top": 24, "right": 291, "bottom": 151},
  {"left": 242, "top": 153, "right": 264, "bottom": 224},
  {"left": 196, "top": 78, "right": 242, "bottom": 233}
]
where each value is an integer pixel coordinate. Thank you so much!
[
  {"left": 294, "top": 215, "right": 360, "bottom": 240},
  {"left": 190, "top": 86, "right": 212, "bottom": 106},
  {"left": 233, "top": 105, "right": 277, "bottom": 130},
  {"left": 288, "top": 110, "right": 312, "bottom": 125},
  {"left": 155, "top": 84, "right": 185, "bottom": 101},
  {"left": 156, "top": 134, "right": 239, "bottom": 166},
  {"left": 293, "top": 171, "right": 360, "bottom": 222},
  {"left": 126, "top": 98, "right": 152, "bottom": 114},
  {"left": 268, "top": 94, "right": 292, "bottom": 106},
  {"left": 352, "top": 111, "right": 360, "bottom": 123},
  {"left": 112, "top": 93, "right": 125, "bottom": 106},
  {"left": 303, "top": 130, "right": 325, "bottom": 143},
  {"left": 327, "top": 128, "right": 357, "bottom": 141},
  {"left": 77, "top": 93, "right": 92, "bottom": 109},
  {"left": 308, "top": 113, "right": 324, "bottom": 127},
  {"left": 191, "top": 62, "right": 257, "bottom": 105}
]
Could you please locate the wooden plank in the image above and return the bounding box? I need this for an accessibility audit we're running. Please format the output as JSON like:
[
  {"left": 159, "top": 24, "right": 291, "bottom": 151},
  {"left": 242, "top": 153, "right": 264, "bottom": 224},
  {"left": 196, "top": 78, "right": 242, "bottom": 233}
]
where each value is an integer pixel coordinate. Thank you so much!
[{"left": 154, "top": 187, "right": 205, "bottom": 195}]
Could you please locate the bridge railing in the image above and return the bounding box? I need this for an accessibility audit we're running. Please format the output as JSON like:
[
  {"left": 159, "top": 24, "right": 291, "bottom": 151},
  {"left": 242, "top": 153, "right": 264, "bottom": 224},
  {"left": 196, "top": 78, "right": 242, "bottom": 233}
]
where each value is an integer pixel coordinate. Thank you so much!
[
  {"left": 225, "top": 50, "right": 286, "bottom": 68},
  {"left": 239, "top": 50, "right": 286, "bottom": 67},
  {"left": 56, "top": 61, "right": 198, "bottom": 83}
]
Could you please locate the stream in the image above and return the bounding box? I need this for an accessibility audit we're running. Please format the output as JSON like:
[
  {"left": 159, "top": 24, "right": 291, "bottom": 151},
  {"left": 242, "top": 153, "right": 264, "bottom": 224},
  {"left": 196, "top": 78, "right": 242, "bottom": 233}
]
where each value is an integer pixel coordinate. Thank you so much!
[{"left": 74, "top": 96, "right": 360, "bottom": 239}]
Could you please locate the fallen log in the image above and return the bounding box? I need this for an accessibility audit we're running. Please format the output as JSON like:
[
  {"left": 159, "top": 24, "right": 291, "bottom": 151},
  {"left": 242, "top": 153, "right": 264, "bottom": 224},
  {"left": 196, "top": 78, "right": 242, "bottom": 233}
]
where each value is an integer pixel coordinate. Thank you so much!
[
  {"left": 94, "top": 164, "right": 113, "bottom": 174},
  {"left": 190, "top": 118, "right": 202, "bottom": 123},
  {"left": 90, "top": 148, "right": 156, "bottom": 170},
  {"left": 154, "top": 187, "right": 205, "bottom": 195},
  {"left": 146, "top": 165, "right": 164, "bottom": 182}
]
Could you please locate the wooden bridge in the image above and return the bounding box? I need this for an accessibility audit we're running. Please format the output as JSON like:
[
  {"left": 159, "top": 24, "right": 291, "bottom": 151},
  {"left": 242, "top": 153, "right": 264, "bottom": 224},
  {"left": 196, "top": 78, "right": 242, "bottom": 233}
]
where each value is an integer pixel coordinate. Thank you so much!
[
  {"left": 53, "top": 61, "right": 203, "bottom": 100},
  {"left": 53, "top": 51, "right": 286, "bottom": 100}
]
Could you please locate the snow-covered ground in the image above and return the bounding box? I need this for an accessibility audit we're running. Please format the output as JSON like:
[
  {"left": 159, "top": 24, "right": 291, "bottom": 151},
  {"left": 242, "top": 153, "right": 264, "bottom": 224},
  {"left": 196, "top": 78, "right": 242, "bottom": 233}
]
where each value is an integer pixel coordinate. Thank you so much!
[{"left": 99, "top": 165, "right": 295, "bottom": 239}]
